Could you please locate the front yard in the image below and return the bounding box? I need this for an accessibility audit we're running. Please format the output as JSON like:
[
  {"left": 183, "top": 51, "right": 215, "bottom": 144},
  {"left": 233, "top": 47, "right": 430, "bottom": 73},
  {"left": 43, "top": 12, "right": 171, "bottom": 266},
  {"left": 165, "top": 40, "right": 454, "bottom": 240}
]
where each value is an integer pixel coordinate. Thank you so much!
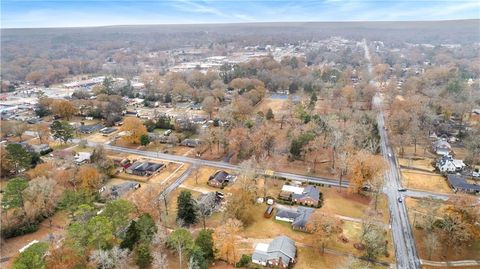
[{"left": 401, "top": 170, "right": 452, "bottom": 194}]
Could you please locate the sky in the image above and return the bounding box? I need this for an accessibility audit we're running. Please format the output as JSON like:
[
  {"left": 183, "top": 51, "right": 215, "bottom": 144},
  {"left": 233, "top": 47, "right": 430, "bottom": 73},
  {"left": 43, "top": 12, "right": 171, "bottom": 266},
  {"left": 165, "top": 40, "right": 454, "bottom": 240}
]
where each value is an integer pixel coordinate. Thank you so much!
[{"left": 1, "top": 0, "right": 480, "bottom": 28}]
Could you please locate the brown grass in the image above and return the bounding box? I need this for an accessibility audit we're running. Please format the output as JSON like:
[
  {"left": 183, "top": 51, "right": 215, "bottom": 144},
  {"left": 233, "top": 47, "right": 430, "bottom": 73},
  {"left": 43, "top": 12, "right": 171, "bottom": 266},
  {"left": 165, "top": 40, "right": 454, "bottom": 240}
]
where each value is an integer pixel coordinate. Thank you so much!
[
  {"left": 254, "top": 97, "right": 288, "bottom": 116},
  {"left": 406, "top": 197, "right": 480, "bottom": 261},
  {"left": 401, "top": 170, "right": 452, "bottom": 194},
  {"left": 398, "top": 158, "right": 435, "bottom": 172},
  {"left": 322, "top": 188, "right": 370, "bottom": 219},
  {"left": 295, "top": 248, "right": 348, "bottom": 269}
]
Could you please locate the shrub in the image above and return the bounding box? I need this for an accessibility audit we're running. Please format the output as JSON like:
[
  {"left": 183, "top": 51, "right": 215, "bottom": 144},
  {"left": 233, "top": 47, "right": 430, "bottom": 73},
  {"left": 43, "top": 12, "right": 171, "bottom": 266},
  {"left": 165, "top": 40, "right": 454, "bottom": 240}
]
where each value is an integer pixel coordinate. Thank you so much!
[
  {"left": 236, "top": 254, "right": 251, "bottom": 268},
  {"left": 12, "top": 242, "right": 49, "bottom": 269},
  {"left": 135, "top": 243, "right": 152, "bottom": 268},
  {"left": 2, "top": 224, "right": 39, "bottom": 239}
]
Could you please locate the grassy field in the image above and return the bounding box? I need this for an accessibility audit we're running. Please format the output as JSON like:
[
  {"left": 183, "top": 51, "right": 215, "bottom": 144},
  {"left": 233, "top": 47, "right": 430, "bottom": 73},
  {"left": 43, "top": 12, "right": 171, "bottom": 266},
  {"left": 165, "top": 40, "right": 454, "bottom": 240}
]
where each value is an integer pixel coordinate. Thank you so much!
[
  {"left": 398, "top": 157, "right": 435, "bottom": 171},
  {"left": 401, "top": 170, "right": 452, "bottom": 194},
  {"left": 322, "top": 188, "right": 370, "bottom": 218},
  {"left": 254, "top": 97, "right": 288, "bottom": 116},
  {"left": 71, "top": 145, "right": 95, "bottom": 153},
  {"left": 295, "top": 248, "right": 346, "bottom": 269}
]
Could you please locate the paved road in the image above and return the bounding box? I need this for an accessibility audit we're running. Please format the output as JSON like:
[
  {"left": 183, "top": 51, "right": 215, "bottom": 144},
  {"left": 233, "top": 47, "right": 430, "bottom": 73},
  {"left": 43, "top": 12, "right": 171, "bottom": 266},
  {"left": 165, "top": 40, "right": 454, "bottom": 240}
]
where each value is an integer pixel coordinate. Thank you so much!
[
  {"left": 159, "top": 166, "right": 193, "bottom": 198},
  {"left": 81, "top": 140, "right": 350, "bottom": 188},
  {"left": 364, "top": 39, "right": 420, "bottom": 269},
  {"left": 77, "top": 140, "right": 450, "bottom": 202}
]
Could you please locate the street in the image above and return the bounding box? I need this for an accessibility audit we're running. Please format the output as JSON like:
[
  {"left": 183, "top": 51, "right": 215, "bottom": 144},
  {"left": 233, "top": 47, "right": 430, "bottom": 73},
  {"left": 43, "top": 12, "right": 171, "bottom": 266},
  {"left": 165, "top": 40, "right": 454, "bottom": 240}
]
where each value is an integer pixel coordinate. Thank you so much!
[{"left": 365, "top": 39, "right": 421, "bottom": 269}]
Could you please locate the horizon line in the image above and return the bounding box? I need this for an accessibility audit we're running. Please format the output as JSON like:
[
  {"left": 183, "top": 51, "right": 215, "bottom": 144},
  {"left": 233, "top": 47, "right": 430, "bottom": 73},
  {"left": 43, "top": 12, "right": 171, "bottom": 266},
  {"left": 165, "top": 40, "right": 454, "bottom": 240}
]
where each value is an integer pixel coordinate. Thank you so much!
[{"left": 2, "top": 18, "right": 478, "bottom": 30}]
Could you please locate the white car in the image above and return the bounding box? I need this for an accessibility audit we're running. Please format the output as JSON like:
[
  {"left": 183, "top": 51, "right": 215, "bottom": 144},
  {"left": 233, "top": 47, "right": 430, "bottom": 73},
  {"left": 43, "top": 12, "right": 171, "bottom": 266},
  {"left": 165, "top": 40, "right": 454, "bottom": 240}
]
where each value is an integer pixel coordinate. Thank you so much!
[{"left": 473, "top": 171, "right": 480, "bottom": 178}]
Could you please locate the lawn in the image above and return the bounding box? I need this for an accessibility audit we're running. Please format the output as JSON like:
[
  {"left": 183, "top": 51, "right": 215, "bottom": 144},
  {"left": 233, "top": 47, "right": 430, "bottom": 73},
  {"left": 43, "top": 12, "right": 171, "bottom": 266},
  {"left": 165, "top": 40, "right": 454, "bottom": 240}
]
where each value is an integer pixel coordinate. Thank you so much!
[
  {"left": 295, "top": 247, "right": 389, "bottom": 269},
  {"left": 162, "top": 186, "right": 204, "bottom": 228},
  {"left": 398, "top": 157, "right": 435, "bottom": 172},
  {"left": 84, "top": 133, "right": 115, "bottom": 143},
  {"left": 240, "top": 204, "right": 395, "bottom": 264},
  {"left": 295, "top": 247, "right": 347, "bottom": 269},
  {"left": 401, "top": 170, "right": 452, "bottom": 194},
  {"left": 145, "top": 142, "right": 194, "bottom": 156},
  {"left": 50, "top": 141, "right": 73, "bottom": 150},
  {"left": 321, "top": 188, "right": 370, "bottom": 219},
  {"left": 71, "top": 145, "right": 95, "bottom": 153},
  {"left": 181, "top": 166, "right": 238, "bottom": 194}
]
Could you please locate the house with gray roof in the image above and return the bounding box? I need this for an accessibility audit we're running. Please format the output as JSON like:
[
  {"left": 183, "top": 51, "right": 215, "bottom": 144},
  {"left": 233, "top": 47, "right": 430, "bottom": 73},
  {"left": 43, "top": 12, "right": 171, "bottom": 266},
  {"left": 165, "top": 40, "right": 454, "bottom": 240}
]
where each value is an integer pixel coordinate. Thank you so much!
[
  {"left": 432, "top": 139, "right": 451, "bottom": 156},
  {"left": 275, "top": 206, "right": 314, "bottom": 231},
  {"left": 78, "top": 124, "right": 103, "bottom": 134},
  {"left": 292, "top": 185, "right": 321, "bottom": 207},
  {"left": 125, "top": 161, "right": 164, "bottom": 176},
  {"left": 252, "top": 236, "right": 296, "bottom": 268}
]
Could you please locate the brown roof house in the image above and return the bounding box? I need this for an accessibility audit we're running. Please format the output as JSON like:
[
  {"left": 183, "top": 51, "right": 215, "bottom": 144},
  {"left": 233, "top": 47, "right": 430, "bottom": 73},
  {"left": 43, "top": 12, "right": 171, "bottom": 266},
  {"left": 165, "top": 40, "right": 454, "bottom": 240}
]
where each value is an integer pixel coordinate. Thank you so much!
[{"left": 207, "top": 170, "right": 234, "bottom": 188}]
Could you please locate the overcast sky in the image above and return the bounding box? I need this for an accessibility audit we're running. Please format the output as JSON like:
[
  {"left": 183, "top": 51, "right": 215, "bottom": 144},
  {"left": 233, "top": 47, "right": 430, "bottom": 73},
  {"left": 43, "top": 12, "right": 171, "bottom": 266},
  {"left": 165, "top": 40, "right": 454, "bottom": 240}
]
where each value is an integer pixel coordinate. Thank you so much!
[{"left": 2, "top": 0, "right": 479, "bottom": 28}]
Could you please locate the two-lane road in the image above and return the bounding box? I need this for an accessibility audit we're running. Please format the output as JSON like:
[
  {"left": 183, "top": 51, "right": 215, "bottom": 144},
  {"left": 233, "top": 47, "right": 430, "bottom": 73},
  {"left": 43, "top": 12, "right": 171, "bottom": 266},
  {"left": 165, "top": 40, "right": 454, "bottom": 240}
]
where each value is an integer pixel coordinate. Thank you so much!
[
  {"left": 79, "top": 140, "right": 350, "bottom": 187},
  {"left": 365, "top": 39, "right": 420, "bottom": 269}
]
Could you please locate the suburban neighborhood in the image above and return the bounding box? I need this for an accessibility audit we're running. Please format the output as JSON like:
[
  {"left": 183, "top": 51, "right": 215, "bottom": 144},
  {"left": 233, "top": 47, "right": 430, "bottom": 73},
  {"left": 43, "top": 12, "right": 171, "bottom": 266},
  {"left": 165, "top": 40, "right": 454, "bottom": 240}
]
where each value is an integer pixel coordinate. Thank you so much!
[{"left": 1, "top": 3, "right": 479, "bottom": 269}]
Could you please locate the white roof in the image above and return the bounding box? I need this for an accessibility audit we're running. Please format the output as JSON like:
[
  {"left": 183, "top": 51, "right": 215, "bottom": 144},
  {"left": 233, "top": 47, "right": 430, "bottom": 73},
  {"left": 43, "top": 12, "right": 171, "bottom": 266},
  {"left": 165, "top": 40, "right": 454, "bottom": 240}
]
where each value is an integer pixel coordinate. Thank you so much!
[
  {"left": 281, "top": 185, "right": 304, "bottom": 195},
  {"left": 255, "top": 243, "right": 270, "bottom": 252},
  {"left": 75, "top": 152, "right": 92, "bottom": 162},
  {"left": 452, "top": 160, "right": 465, "bottom": 167}
]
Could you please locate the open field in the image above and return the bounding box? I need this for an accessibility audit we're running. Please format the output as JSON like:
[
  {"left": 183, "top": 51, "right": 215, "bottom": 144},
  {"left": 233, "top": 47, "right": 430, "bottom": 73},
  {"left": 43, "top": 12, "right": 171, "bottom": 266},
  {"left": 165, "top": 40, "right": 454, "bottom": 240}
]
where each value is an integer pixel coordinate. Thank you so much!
[
  {"left": 84, "top": 132, "right": 117, "bottom": 143},
  {"left": 254, "top": 96, "right": 289, "bottom": 116},
  {"left": 71, "top": 145, "right": 95, "bottom": 153},
  {"left": 322, "top": 188, "right": 370, "bottom": 219},
  {"left": 401, "top": 170, "right": 452, "bottom": 194},
  {"left": 145, "top": 142, "right": 195, "bottom": 156},
  {"left": 398, "top": 157, "right": 435, "bottom": 172}
]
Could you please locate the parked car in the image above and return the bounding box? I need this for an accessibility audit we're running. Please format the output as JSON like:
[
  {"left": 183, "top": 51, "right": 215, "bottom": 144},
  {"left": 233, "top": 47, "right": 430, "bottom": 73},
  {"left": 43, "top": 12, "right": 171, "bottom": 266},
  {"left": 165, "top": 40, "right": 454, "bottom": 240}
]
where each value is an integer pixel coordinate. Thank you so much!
[{"left": 264, "top": 205, "right": 274, "bottom": 218}]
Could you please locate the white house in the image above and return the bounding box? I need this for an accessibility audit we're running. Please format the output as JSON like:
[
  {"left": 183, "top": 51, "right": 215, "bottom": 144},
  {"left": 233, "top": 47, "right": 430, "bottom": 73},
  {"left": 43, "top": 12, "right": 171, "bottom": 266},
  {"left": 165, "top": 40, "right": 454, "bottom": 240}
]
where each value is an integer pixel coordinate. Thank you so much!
[{"left": 436, "top": 155, "right": 465, "bottom": 173}]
